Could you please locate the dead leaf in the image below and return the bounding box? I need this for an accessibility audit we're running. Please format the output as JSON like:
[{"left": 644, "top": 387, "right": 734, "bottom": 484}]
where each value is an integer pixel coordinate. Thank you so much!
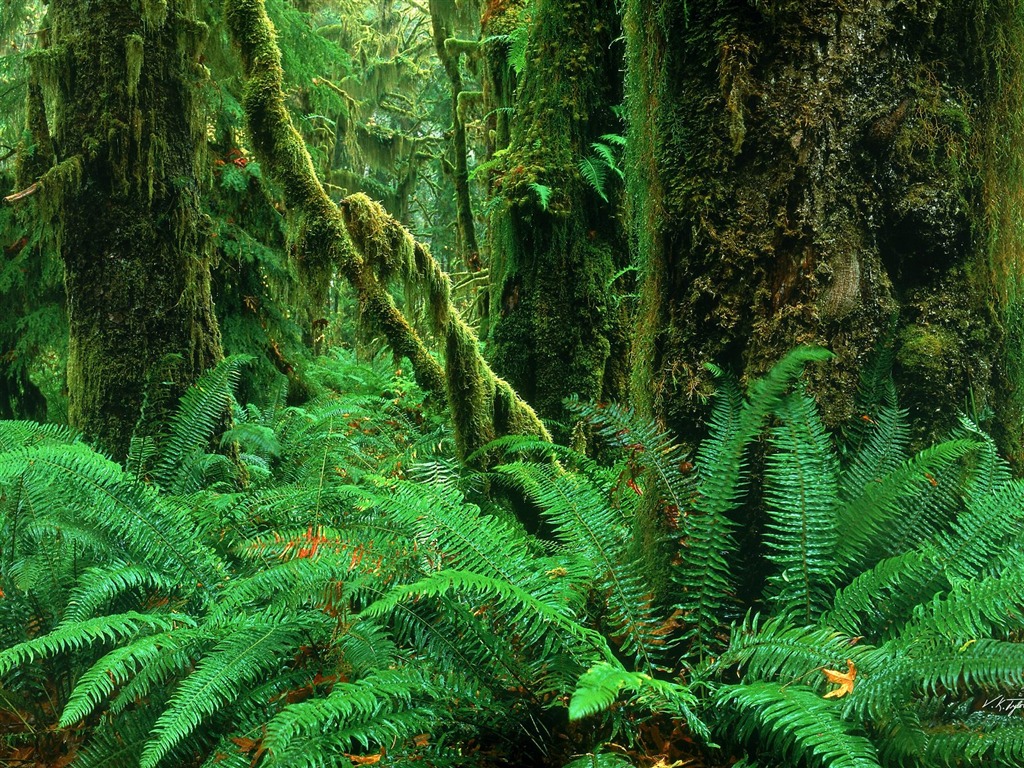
[
  {"left": 822, "top": 659, "right": 856, "bottom": 699},
  {"left": 345, "top": 753, "right": 383, "bottom": 765}
]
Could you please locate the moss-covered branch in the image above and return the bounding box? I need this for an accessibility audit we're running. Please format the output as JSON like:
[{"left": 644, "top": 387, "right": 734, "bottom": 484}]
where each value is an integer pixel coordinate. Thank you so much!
[
  {"left": 224, "top": 0, "right": 445, "bottom": 401},
  {"left": 225, "top": 0, "right": 549, "bottom": 459}
]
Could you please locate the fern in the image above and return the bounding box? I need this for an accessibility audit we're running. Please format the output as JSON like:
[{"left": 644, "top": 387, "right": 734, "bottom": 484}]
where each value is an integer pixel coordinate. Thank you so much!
[
  {"left": 715, "top": 681, "right": 882, "bottom": 768},
  {"left": 530, "top": 181, "right": 552, "bottom": 210},
  {"left": 495, "top": 459, "right": 662, "bottom": 671},
  {"left": 150, "top": 354, "right": 252, "bottom": 494},
  {"left": 762, "top": 388, "right": 840, "bottom": 622},
  {"left": 568, "top": 660, "right": 705, "bottom": 739},
  {"left": 260, "top": 668, "right": 435, "bottom": 765},
  {"left": 139, "top": 614, "right": 318, "bottom": 768},
  {"left": 578, "top": 155, "right": 609, "bottom": 202},
  {"left": 0, "top": 612, "right": 194, "bottom": 676}
]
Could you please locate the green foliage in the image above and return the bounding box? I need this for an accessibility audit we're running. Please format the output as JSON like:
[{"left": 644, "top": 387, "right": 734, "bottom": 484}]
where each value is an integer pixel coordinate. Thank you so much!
[
  {"left": 578, "top": 135, "right": 625, "bottom": 203},
  {"left": 3, "top": 344, "right": 1024, "bottom": 768},
  {"left": 530, "top": 181, "right": 553, "bottom": 210}
]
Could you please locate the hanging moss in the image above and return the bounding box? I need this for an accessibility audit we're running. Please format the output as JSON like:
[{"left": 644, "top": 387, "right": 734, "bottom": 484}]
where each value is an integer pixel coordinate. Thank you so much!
[
  {"left": 27, "top": 0, "right": 223, "bottom": 458},
  {"left": 125, "top": 34, "right": 144, "bottom": 99},
  {"left": 429, "top": 0, "right": 482, "bottom": 274}
]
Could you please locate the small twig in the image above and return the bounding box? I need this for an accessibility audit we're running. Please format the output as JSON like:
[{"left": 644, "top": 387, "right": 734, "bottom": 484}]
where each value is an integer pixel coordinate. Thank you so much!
[{"left": 3, "top": 182, "right": 39, "bottom": 204}]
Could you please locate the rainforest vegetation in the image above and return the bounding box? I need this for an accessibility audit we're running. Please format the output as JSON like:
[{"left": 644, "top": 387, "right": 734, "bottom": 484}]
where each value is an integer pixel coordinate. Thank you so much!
[{"left": 4, "top": 1, "right": 1024, "bottom": 766}]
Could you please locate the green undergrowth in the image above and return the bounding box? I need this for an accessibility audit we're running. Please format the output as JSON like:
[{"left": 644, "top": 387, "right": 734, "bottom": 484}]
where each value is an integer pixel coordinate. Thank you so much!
[{"left": 2, "top": 347, "right": 1024, "bottom": 767}]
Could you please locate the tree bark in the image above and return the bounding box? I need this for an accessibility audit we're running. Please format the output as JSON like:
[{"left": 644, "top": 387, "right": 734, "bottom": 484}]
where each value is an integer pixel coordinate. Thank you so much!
[
  {"left": 487, "top": 0, "right": 625, "bottom": 432},
  {"left": 30, "top": 0, "right": 222, "bottom": 458},
  {"left": 625, "top": 0, "right": 1024, "bottom": 456},
  {"left": 429, "top": 1, "right": 481, "bottom": 273}
]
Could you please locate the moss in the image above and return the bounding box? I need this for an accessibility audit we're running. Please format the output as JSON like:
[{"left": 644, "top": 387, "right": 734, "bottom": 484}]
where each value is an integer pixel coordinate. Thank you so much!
[
  {"left": 40, "top": 0, "right": 225, "bottom": 457},
  {"left": 897, "top": 325, "right": 958, "bottom": 372},
  {"left": 623, "top": 0, "right": 1024, "bottom": 459},
  {"left": 125, "top": 34, "right": 144, "bottom": 100},
  {"left": 486, "top": 0, "right": 626, "bottom": 435}
]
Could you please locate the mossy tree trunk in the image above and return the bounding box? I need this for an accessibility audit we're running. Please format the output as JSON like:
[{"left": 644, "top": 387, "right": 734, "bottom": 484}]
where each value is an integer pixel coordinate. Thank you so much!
[
  {"left": 429, "top": 0, "right": 481, "bottom": 273},
  {"left": 487, "top": 0, "right": 626, "bottom": 432},
  {"left": 29, "top": 0, "right": 222, "bottom": 458},
  {"left": 625, "top": 1, "right": 1024, "bottom": 456}
]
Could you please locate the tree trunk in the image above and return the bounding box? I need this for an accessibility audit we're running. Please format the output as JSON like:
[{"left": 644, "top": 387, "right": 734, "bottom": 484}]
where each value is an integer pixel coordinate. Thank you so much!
[
  {"left": 625, "top": 1, "right": 1024, "bottom": 456},
  {"left": 429, "top": 0, "right": 481, "bottom": 273},
  {"left": 487, "top": 0, "right": 625, "bottom": 431},
  {"left": 32, "top": 0, "right": 222, "bottom": 457}
]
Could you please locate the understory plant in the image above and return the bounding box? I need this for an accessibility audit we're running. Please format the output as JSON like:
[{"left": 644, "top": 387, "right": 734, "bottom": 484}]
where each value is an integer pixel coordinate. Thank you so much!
[{"left": 1, "top": 347, "right": 1023, "bottom": 767}]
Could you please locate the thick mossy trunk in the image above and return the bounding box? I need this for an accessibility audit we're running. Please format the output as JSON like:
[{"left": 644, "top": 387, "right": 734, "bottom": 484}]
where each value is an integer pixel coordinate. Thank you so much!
[
  {"left": 486, "top": 0, "right": 625, "bottom": 431},
  {"left": 30, "top": 0, "right": 222, "bottom": 458},
  {"left": 626, "top": 0, "right": 1024, "bottom": 455}
]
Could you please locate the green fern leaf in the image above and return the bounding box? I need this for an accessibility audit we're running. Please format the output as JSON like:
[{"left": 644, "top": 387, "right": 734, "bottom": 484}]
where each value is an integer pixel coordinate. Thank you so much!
[
  {"left": 715, "top": 681, "right": 882, "bottom": 768},
  {"left": 578, "top": 155, "right": 608, "bottom": 201},
  {"left": 763, "top": 389, "right": 840, "bottom": 622},
  {"left": 140, "top": 616, "right": 312, "bottom": 768},
  {"left": 530, "top": 181, "right": 553, "bottom": 210}
]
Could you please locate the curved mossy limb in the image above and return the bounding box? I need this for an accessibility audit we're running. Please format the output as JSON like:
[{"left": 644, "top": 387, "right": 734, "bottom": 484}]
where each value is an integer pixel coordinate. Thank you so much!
[
  {"left": 224, "top": 0, "right": 444, "bottom": 401},
  {"left": 225, "top": 0, "right": 549, "bottom": 459},
  {"left": 32, "top": 0, "right": 222, "bottom": 459},
  {"left": 625, "top": 0, "right": 1024, "bottom": 456},
  {"left": 341, "top": 193, "right": 550, "bottom": 458}
]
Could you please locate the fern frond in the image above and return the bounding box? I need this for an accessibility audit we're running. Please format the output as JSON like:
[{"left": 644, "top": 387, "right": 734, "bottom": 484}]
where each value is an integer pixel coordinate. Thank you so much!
[
  {"left": 360, "top": 480, "right": 554, "bottom": 596},
  {"left": 261, "top": 668, "right": 434, "bottom": 766},
  {"left": 566, "top": 395, "right": 690, "bottom": 512},
  {"left": 918, "top": 717, "right": 1024, "bottom": 767},
  {"left": 530, "top": 182, "right": 552, "bottom": 210},
  {"left": 496, "top": 460, "right": 661, "bottom": 670},
  {"left": 835, "top": 439, "right": 977, "bottom": 571},
  {"left": 823, "top": 550, "right": 944, "bottom": 638},
  {"left": 0, "top": 420, "right": 79, "bottom": 451},
  {"left": 933, "top": 477, "right": 1024, "bottom": 581},
  {"left": 601, "top": 131, "right": 627, "bottom": 146},
  {"left": 139, "top": 615, "right": 313, "bottom": 768},
  {"left": 841, "top": 346, "right": 907, "bottom": 498},
  {"left": 763, "top": 389, "right": 840, "bottom": 622},
  {"left": 907, "top": 637, "right": 1024, "bottom": 696},
  {"left": 60, "top": 563, "right": 184, "bottom": 625},
  {"left": 74, "top": 706, "right": 161, "bottom": 768},
  {"left": 0, "top": 443, "right": 224, "bottom": 586},
  {"left": 578, "top": 155, "right": 609, "bottom": 202},
  {"left": 714, "top": 681, "right": 882, "bottom": 768},
  {"left": 59, "top": 626, "right": 205, "bottom": 727},
  {"left": 720, "top": 614, "right": 870, "bottom": 687},
  {"left": 0, "top": 612, "right": 194, "bottom": 677},
  {"left": 901, "top": 565, "right": 1024, "bottom": 641},
  {"left": 363, "top": 569, "right": 613, "bottom": 664},
  {"left": 220, "top": 421, "right": 281, "bottom": 458},
  {"left": 682, "top": 348, "right": 832, "bottom": 659},
  {"left": 568, "top": 661, "right": 706, "bottom": 738},
  {"left": 151, "top": 354, "right": 252, "bottom": 493}
]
